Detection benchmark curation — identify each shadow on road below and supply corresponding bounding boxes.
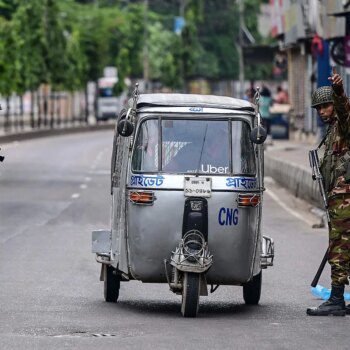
[98,298,265,318]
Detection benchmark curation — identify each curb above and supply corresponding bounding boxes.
[265,153,323,208]
[0,123,115,144]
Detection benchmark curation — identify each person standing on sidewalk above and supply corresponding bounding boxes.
[307,70,350,316]
[259,85,273,137]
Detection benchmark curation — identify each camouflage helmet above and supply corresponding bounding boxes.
[311,86,333,108]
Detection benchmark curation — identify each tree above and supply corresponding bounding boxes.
[12,1,49,92]
[0,17,17,125]
[147,21,182,89]
[12,0,75,126]
[43,0,68,90]
[0,0,18,20]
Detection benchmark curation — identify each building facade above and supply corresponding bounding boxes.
[270,0,349,138]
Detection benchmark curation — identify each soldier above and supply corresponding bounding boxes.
[307,69,350,316]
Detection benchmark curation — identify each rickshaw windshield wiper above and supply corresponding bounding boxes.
[195,123,208,176]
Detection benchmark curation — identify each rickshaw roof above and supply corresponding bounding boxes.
[132,93,255,112]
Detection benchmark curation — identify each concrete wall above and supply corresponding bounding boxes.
[265,153,322,207]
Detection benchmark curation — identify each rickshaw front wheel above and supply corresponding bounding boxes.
[181,272,200,317]
[243,271,262,305]
[103,265,120,302]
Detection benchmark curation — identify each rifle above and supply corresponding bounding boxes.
[308,149,330,287]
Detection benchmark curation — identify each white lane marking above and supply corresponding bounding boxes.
[91,149,107,169]
[96,150,104,161]
[71,193,80,199]
[80,184,87,189]
[265,188,314,226]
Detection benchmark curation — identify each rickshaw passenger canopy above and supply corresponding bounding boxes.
[132,93,255,112]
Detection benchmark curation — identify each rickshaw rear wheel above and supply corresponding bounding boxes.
[243,271,262,305]
[104,265,120,302]
[181,272,200,317]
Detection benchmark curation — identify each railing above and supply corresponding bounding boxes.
[0,90,91,134]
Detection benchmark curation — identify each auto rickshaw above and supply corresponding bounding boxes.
[92,85,274,317]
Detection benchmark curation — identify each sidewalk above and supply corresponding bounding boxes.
[264,139,322,208]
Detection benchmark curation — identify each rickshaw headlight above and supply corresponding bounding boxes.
[129,191,155,205]
[237,194,260,207]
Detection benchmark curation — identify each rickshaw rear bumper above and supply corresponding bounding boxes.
[261,235,274,268]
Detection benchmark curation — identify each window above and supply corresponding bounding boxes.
[232,120,255,174]
[162,119,229,174]
[132,119,159,172]
[98,87,115,97]
[131,117,255,175]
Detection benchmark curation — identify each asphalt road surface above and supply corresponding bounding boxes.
[0,131,349,350]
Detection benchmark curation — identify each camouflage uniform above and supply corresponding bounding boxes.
[320,93,350,286]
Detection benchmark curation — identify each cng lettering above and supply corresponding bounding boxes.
[218,207,239,226]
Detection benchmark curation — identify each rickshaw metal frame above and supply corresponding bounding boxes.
[92,92,274,317]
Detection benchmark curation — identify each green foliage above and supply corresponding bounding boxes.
[113,48,129,96]
[244,0,263,42]
[0,17,17,95]
[0,0,276,96]
[65,28,87,90]
[147,21,182,87]
[44,0,68,88]
[0,0,18,20]
[11,0,47,92]
[245,62,273,81]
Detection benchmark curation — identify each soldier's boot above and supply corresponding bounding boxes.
[307,285,346,316]
[346,304,350,315]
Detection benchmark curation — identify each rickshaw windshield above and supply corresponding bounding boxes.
[131,117,255,175]
[162,119,229,174]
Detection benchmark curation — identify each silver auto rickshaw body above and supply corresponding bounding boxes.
[92,92,274,317]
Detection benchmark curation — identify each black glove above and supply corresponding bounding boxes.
[332,83,344,96]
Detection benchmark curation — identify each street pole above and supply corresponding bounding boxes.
[143,0,150,93]
[237,0,245,98]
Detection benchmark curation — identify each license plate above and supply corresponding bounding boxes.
[184,177,212,197]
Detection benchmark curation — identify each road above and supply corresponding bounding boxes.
[0,131,349,350]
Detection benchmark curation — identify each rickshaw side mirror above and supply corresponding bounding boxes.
[117,119,134,137]
[250,126,267,144]
[117,108,134,137]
